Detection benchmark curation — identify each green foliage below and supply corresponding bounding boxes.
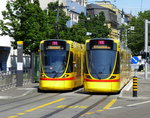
[65,12,110,43]
[0,0,50,54]
[0,0,110,53]
[46,2,69,39]
[127,11,150,55]
[86,12,111,38]
[0,0,69,54]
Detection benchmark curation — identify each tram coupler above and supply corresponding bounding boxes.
[133,76,138,97]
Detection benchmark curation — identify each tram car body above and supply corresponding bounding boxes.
[39,39,84,91]
[84,38,131,93]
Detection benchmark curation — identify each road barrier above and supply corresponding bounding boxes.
[133,76,138,97]
[0,69,32,91]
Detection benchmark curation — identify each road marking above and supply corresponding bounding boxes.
[83,98,117,116]
[7,98,65,118]
[127,100,150,107]
[103,99,117,110]
[109,100,150,110]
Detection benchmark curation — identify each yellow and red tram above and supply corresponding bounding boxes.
[39,39,84,91]
[84,38,131,93]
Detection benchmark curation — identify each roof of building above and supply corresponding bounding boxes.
[87,3,116,14]
[87,3,107,9]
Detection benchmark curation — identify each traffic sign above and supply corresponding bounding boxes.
[131,56,139,64]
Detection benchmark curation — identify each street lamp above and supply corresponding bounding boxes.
[144,19,150,79]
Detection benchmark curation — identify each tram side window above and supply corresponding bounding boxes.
[84,56,88,74]
[66,52,73,73]
[114,52,120,74]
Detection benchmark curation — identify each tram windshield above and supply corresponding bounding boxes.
[42,50,68,78]
[87,39,117,79]
[41,40,68,78]
[87,50,116,79]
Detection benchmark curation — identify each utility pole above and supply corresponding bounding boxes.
[144,20,150,79]
[55,0,60,39]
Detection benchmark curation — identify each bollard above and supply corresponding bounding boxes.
[133,76,138,97]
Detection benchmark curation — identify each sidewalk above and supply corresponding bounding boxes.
[0,83,38,99]
[120,76,150,100]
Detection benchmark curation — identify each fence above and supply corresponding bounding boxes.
[0,53,40,91]
[0,69,32,91]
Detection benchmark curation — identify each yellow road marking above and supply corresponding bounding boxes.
[83,98,117,116]
[103,99,117,110]
[7,98,65,118]
[7,116,18,118]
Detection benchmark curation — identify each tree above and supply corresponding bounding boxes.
[0,0,50,54]
[64,12,89,43]
[86,12,111,38]
[127,11,150,55]
[46,2,69,39]
[64,12,111,43]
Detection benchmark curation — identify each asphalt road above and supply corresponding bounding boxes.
[0,86,150,118]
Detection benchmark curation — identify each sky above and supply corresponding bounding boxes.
[88,0,150,16]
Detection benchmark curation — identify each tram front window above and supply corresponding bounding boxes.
[42,50,67,78]
[88,50,116,79]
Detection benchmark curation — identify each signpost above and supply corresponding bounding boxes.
[131,56,139,97]
[131,56,139,64]
[16,41,23,87]
[131,56,139,76]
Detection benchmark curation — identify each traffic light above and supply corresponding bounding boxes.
[141,52,149,59]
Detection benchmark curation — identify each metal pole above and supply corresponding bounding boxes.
[144,20,148,79]
[56,0,60,39]
[16,41,23,87]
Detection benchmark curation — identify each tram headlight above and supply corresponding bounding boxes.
[63,74,69,78]
[41,74,45,78]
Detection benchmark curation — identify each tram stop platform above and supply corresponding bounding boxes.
[0,83,38,99]
[120,72,150,100]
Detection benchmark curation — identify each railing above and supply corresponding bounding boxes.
[0,69,32,91]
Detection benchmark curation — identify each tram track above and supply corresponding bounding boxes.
[40,95,109,118]
[0,93,61,113]
[72,95,109,118]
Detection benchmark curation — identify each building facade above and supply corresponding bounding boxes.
[87,3,118,39]
[39,0,87,27]
[0,0,14,71]
[89,1,132,39]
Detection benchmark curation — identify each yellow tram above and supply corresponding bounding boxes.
[39,39,84,91]
[84,38,131,93]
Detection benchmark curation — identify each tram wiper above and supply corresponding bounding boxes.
[53,65,63,78]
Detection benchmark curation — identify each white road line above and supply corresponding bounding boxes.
[127,100,150,107]
[109,100,150,110]
[109,106,123,110]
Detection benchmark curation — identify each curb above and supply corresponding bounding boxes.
[0,88,37,99]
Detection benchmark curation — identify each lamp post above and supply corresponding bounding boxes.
[144,20,150,79]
